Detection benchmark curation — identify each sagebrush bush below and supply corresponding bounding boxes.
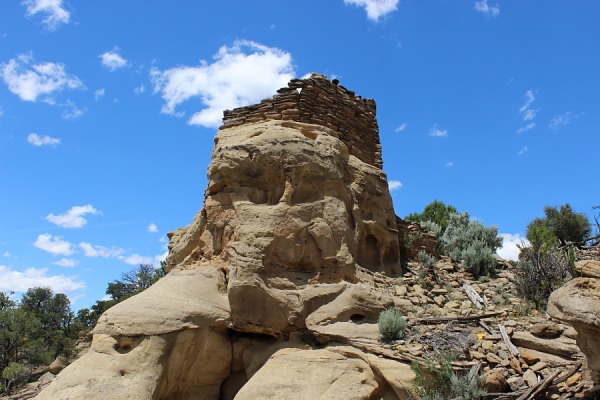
[418,250,436,268]
[440,213,502,277]
[461,240,497,277]
[378,308,406,341]
[413,353,486,400]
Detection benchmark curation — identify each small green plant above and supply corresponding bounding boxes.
[378,308,406,342]
[449,369,487,400]
[418,250,436,268]
[478,275,490,283]
[412,353,486,400]
[412,353,454,400]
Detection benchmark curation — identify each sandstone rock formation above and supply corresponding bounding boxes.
[548,277,600,385]
[36,74,417,400]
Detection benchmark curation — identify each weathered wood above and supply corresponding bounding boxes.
[552,362,582,385]
[463,283,486,309]
[413,310,505,324]
[516,369,560,400]
[479,320,498,335]
[499,323,520,358]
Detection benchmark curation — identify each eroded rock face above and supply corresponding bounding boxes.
[167,119,401,335]
[548,277,600,384]
[36,75,413,400]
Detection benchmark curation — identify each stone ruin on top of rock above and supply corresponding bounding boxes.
[36,73,418,400]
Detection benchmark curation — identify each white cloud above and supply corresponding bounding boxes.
[53,258,78,267]
[445,162,455,168]
[134,84,145,94]
[517,146,528,155]
[62,100,85,119]
[155,251,168,264]
[79,242,123,258]
[147,223,158,233]
[519,90,535,113]
[522,109,538,121]
[0,53,84,102]
[549,111,581,132]
[344,0,400,21]
[474,0,500,18]
[33,233,73,256]
[22,0,70,31]
[395,123,408,132]
[497,233,528,261]
[94,88,105,100]
[151,40,295,128]
[517,90,538,130]
[46,204,99,228]
[119,254,152,265]
[100,47,128,71]
[516,122,536,133]
[27,133,60,147]
[388,180,403,191]
[429,124,448,137]
[0,265,83,292]
[3,252,10,257]
[0,106,4,117]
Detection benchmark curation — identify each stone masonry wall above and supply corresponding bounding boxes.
[220,73,383,169]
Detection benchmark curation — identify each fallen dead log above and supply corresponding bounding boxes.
[412,310,505,324]
[516,369,561,400]
[499,323,520,358]
[463,283,487,309]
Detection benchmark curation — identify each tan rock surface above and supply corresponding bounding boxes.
[548,277,600,384]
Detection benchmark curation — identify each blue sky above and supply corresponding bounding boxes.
[1,0,598,310]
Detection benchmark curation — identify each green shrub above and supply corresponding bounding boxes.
[450,370,487,400]
[412,353,486,400]
[378,308,406,341]
[461,240,497,277]
[440,213,502,278]
[527,203,591,244]
[418,250,436,268]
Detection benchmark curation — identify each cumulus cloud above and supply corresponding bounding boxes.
[151,40,295,128]
[53,258,78,267]
[474,0,500,17]
[27,133,60,147]
[549,111,581,132]
[344,0,400,21]
[119,253,152,265]
[100,47,128,71]
[429,124,448,137]
[0,53,84,102]
[0,265,84,292]
[22,0,70,31]
[388,180,403,191]
[79,242,123,258]
[46,204,99,228]
[497,233,528,261]
[147,223,158,233]
[395,123,408,132]
[33,234,73,255]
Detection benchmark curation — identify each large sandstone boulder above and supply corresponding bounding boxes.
[36,75,415,399]
[548,277,600,384]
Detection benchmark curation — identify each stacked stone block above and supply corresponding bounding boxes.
[220,73,383,169]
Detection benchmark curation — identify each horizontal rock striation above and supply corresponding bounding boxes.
[221,73,383,169]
